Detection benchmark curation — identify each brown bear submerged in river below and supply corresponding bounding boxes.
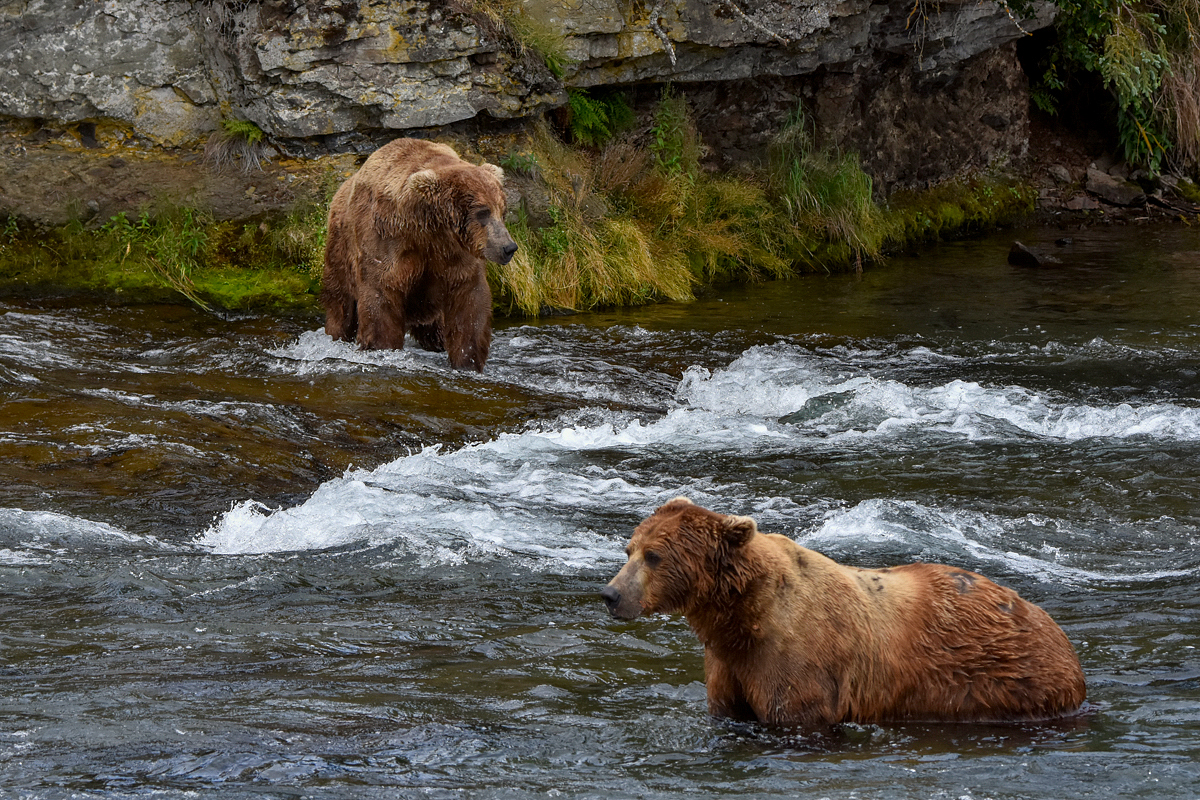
[601,498,1087,728]
[321,138,517,372]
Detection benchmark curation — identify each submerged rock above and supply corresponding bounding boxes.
[1008,241,1062,268]
[780,390,857,424]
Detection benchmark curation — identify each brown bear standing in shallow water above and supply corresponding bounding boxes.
[321,138,517,372]
[601,498,1087,728]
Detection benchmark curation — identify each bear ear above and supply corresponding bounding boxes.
[656,496,694,514]
[722,514,758,548]
[481,162,505,185]
[405,169,440,197]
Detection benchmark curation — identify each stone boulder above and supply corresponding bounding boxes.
[1085,167,1146,207]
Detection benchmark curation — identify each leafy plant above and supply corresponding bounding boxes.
[566,89,635,148]
[0,216,17,252]
[221,118,264,146]
[499,150,540,177]
[649,85,703,176]
[1024,0,1199,174]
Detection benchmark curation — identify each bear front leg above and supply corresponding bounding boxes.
[442,272,493,372]
[354,284,407,351]
[324,295,358,342]
[410,323,445,352]
[704,653,757,722]
[321,215,358,341]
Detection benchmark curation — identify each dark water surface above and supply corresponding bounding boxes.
[2,226,1199,798]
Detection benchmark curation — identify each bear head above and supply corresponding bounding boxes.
[601,498,758,620]
[401,162,518,265]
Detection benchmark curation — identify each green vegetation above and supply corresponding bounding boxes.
[768,108,890,267]
[0,92,1035,317]
[566,89,635,148]
[0,201,324,313]
[1027,0,1200,175]
[204,117,268,173]
[888,176,1037,245]
[221,118,265,146]
[487,91,1033,315]
[451,0,572,77]
[489,125,700,313]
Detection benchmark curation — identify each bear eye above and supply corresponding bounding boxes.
[473,207,491,222]
[643,550,662,568]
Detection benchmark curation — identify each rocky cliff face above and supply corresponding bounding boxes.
[0,0,1053,221]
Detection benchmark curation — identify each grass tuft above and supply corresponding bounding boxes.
[204,118,268,174]
[451,0,573,77]
[768,108,890,266]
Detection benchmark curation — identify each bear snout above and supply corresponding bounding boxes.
[600,583,639,620]
[483,219,518,265]
[484,236,517,265]
[600,584,620,611]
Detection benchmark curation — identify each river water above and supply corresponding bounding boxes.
[1,226,1199,799]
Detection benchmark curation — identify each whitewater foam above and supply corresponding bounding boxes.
[200,338,1200,570]
[682,343,1200,442]
[807,498,1197,586]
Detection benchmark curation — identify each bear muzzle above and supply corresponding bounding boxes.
[600,581,642,620]
[483,219,519,265]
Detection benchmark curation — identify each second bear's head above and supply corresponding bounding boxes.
[601,498,760,620]
[401,162,518,265]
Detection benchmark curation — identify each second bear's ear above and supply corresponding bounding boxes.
[481,163,505,185]
[657,496,694,514]
[722,515,758,548]
[406,169,440,197]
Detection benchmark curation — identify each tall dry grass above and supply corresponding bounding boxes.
[1164,49,1200,173]
[487,93,907,313]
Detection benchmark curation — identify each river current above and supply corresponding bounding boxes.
[1,226,1199,798]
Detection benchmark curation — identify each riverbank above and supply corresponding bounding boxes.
[1,107,1197,318]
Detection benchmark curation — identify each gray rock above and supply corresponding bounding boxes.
[1048,164,1072,184]
[1086,168,1146,207]
[0,0,1057,150]
[1065,194,1100,211]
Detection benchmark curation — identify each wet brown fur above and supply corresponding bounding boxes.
[603,498,1087,728]
[321,138,515,371]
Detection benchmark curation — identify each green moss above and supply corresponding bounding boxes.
[0,203,325,314]
[886,176,1036,246]
[1175,178,1200,205]
[192,266,317,311]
